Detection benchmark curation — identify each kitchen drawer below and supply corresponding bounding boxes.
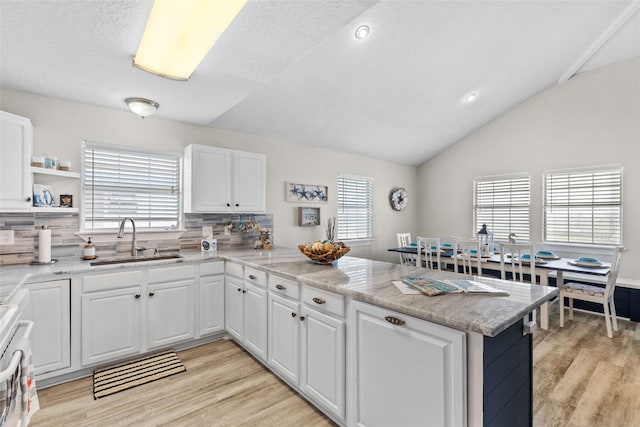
[148,265,195,283]
[302,285,345,318]
[200,261,225,276]
[268,274,300,300]
[226,262,243,278]
[244,267,267,288]
[83,270,143,293]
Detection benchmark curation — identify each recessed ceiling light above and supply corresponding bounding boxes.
[355,25,370,39]
[463,91,478,103]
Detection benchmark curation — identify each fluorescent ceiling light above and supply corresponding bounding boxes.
[125,97,159,118]
[133,0,248,80]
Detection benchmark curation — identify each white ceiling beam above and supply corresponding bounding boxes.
[558,1,640,84]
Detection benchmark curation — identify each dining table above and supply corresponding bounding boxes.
[387,246,611,330]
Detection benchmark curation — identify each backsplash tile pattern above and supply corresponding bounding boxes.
[0,212,273,265]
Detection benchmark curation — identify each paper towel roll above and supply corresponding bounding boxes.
[38,228,51,263]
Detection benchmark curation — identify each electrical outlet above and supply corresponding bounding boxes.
[202,226,213,237]
[0,230,15,245]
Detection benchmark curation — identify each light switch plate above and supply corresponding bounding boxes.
[0,230,15,245]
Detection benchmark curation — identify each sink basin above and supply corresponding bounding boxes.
[90,254,183,266]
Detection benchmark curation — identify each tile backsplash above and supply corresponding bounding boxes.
[0,212,273,265]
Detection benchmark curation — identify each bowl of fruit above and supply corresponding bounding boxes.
[298,240,350,265]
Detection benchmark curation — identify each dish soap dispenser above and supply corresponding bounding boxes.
[83,237,96,260]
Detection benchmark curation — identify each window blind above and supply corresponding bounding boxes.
[337,174,373,240]
[473,174,530,241]
[543,166,622,245]
[82,142,180,231]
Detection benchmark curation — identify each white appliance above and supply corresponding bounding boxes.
[0,289,38,426]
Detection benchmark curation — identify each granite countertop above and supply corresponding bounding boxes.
[0,247,558,337]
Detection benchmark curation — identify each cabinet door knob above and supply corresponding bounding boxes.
[226,203,230,207]
[312,297,326,305]
[300,316,305,322]
[384,316,406,326]
[237,288,242,293]
[235,203,239,207]
[275,284,286,291]
[248,274,257,280]
[242,289,247,294]
[149,292,155,297]
[291,312,297,318]
[134,294,141,299]
[25,196,31,202]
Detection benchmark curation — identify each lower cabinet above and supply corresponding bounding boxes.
[224,263,268,361]
[81,265,196,366]
[300,305,345,421]
[347,300,466,427]
[268,292,300,385]
[22,279,71,375]
[199,262,225,336]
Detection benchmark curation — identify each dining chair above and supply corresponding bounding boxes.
[416,237,441,270]
[499,243,536,284]
[453,239,482,276]
[396,232,413,265]
[559,246,625,338]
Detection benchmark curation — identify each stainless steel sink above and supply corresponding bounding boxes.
[90,254,183,266]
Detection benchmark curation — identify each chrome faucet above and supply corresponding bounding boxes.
[117,217,140,256]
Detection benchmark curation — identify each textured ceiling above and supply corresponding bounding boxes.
[1,0,638,166]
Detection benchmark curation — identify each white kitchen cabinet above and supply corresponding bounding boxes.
[348,300,466,427]
[147,279,195,350]
[300,298,345,421]
[0,111,32,211]
[81,285,142,366]
[224,262,268,361]
[183,144,265,213]
[22,279,70,375]
[225,275,244,341]
[199,262,225,336]
[268,291,300,385]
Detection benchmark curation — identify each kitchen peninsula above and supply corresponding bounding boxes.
[0,248,556,427]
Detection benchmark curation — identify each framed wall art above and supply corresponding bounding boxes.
[298,207,320,227]
[286,182,328,203]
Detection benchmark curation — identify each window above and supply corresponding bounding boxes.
[337,174,373,241]
[82,141,181,231]
[473,173,530,241]
[543,165,622,245]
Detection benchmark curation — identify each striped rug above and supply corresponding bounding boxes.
[93,352,186,399]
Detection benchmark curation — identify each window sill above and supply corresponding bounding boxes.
[340,238,373,247]
[75,229,187,243]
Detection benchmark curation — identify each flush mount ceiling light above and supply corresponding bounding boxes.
[355,25,370,39]
[463,91,479,103]
[125,97,159,118]
[133,0,248,80]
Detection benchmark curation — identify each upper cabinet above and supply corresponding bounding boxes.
[0,111,33,211]
[184,144,266,213]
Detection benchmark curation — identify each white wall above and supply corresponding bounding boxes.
[0,88,418,262]
[417,58,640,280]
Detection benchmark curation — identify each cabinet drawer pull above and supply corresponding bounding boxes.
[312,297,326,305]
[384,316,405,326]
[275,284,286,291]
[248,274,257,280]
[148,292,155,297]
[134,294,141,299]
[291,312,297,318]
[300,316,305,322]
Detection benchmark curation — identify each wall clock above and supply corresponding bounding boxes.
[390,188,408,211]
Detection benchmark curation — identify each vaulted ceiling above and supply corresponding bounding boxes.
[1,0,638,165]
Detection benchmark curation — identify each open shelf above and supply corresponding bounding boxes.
[31,206,79,213]
[31,166,80,179]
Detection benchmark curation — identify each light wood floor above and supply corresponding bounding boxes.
[30,306,640,427]
[30,339,335,427]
